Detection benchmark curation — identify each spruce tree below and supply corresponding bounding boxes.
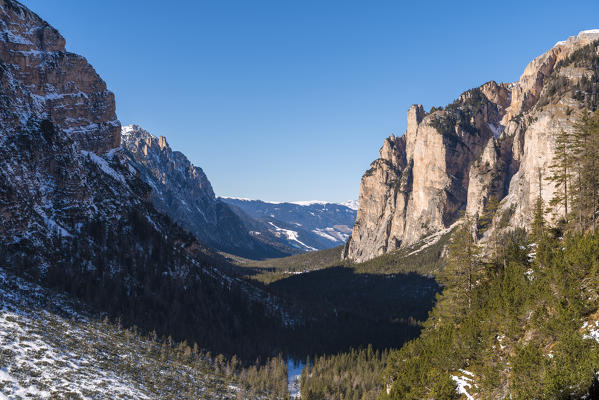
[532,196,545,242]
[572,113,591,232]
[547,129,574,222]
[440,215,481,314]
[478,195,501,263]
[579,110,599,232]
[566,110,599,232]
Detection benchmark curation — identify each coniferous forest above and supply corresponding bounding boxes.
[301,109,599,399]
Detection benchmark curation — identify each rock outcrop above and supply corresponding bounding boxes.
[346,30,599,262]
[0,0,120,153]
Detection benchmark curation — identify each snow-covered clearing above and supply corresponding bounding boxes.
[268,222,317,251]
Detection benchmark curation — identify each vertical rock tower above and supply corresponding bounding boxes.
[346,30,599,262]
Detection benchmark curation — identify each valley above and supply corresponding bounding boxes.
[2,0,599,398]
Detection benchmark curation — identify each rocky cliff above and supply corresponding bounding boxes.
[122,124,297,259]
[0,0,120,153]
[346,30,599,262]
[0,0,139,258]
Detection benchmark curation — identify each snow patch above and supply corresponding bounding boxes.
[312,227,350,243]
[312,229,339,242]
[583,320,599,342]
[81,150,126,184]
[451,370,476,400]
[268,222,317,251]
[4,31,32,45]
[488,123,504,138]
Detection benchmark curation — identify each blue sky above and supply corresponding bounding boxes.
[20,0,599,202]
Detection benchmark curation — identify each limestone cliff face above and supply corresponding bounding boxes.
[0,0,120,153]
[346,30,599,262]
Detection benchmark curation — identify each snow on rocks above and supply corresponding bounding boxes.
[81,150,126,184]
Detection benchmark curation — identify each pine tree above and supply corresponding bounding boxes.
[547,129,574,222]
[478,195,501,263]
[440,215,481,314]
[532,196,545,242]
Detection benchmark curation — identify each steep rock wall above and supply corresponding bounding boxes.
[346,30,599,262]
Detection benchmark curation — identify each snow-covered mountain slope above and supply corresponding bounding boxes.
[220,198,357,251]
[0,0,293,363]
[0,267,284,400]
[121,125,298,259]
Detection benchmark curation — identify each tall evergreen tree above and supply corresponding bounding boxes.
[579,111,599,232]
[547,129,574,222]
[562,110,599,232]
[478,195,501,263]
[532,196,545,242]
[439,215,481,314]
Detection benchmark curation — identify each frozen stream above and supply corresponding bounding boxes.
[287,359,305,399]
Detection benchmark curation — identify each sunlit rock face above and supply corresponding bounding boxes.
[346,30,599,262]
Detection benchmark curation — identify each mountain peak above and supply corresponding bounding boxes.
[0,0,120,153]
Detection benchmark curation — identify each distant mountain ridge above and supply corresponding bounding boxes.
[225,197,359,210]
[121,124,357,256]
[221,197,357,251]
[121,124,299,259]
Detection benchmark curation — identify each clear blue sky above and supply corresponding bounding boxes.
[20,0,599,202]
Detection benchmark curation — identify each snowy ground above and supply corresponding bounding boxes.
[0,268,153,399]
[0,267,264,399]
